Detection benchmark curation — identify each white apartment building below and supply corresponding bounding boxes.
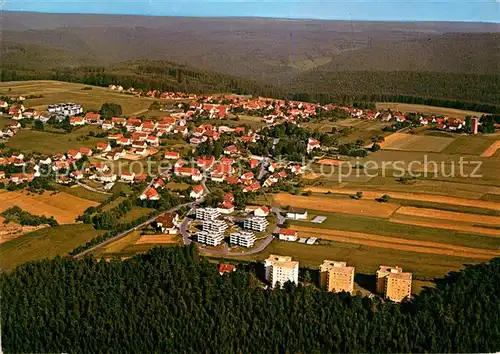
[197,231,225,247]
[230,231,256,248]
[202,219,228,233]
[196,207,221,221]
[243,217,269,232]
[264,254,299,288]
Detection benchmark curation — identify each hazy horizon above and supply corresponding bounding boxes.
[3,0,500,23]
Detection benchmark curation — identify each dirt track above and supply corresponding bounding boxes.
[303,187,500,211]
[481,140,500,157]
[396,206,500,226]
[273,193,399,218]
[390,216,500,237]
[135,235,179,244]
[294,225,500,259]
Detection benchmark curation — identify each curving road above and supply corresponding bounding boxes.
[198,234,274,256]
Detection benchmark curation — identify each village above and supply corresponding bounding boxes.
[1,84,499,302]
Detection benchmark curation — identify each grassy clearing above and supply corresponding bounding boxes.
[54,185,110,203]
[165,182,191,190]
[442,135,498,155]
[92,231,143,257]
[117,206,152,223]
[0,223,103,271]
[6,126,105,155]
[230,239,478,280]
[0,80,154,115]
[376,102,485,119]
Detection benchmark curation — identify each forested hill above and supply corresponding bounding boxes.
[306,32,500,74]
[2,246,499,353]
[0,54,284,98]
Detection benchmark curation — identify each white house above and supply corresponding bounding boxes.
[286,207,308,220]
[120,171,136,183]
[278,228,298,242]
[156,212,179,234]
[190,185,205,200]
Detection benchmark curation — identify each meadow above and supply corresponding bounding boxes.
[0,80,154,115]
[0,223,103,271]
[6,126,106,155]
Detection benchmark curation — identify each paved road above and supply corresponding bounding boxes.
[198,234,274,256]
[271,206,285,225]
[179,209,194,246]
[72,200,198,259]
[76,180,112,195]
[257,157,270,180]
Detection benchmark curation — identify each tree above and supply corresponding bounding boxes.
[370,143,381,152]
[34,120,44,131]
[100,103,123,120]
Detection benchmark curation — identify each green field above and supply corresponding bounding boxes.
[289,208,500,251]
[0,223,103,271]
[6,126,106,155]
[0,81,155,115]
[228,239,478,281]
[118,206,152,223]
[55,185,110,203]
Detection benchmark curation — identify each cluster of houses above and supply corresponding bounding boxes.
[193,203,272,248]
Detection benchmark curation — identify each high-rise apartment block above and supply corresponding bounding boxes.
[264,254,299,288]
[319,260,355,294]
[376,266,412,302]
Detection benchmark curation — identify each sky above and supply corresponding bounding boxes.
[3,0,500,22]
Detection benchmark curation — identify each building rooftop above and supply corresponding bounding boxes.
[388,272,412,281]
[265,254,298,269]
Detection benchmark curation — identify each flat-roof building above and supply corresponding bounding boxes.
[319,260,355,294]
[202,219,228,233]
[197,230,225,247]
[230,231,256,248]
[243,217,269,232]
[376,266,412,302]
[264,254,299,288]
[196,207,221,221]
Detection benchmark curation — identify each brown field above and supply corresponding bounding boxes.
[294,226,499,259]
[0,191,99,223]
[482,140,500,157]
[135,234,180,245]
[273,193,399,218]
[303,187,500,211]
[396,206,500,226]
[317,159,343,166]
[0,216,48,244]
[376,102,485,119]
[389,216,500,237]
[379,132,454,152]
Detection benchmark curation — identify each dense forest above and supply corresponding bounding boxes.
[1,246,499,353]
